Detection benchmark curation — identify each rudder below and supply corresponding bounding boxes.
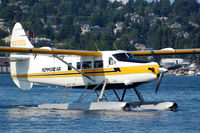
[10,22,34,48]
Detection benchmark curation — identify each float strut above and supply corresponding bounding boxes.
[112,89,121,101]
[97,80,107,102]
[120,88,127,101]
[133,88,144,103]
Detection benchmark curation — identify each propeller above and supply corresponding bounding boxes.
[155,67,168,93]
[154,64,182,93]
[151,50,182,93]
[150,52,166,93]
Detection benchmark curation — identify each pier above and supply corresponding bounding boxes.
[0,62,10,73]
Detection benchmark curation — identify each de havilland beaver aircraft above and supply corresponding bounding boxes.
[1,22,200,111]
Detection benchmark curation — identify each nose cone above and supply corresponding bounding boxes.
[158,67,168,73]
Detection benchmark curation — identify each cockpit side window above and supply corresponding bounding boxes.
[109,57,116,65]
[113,53,134,60]
[113,53,150,63]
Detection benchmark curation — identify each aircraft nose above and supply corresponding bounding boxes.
[158,67,168,73]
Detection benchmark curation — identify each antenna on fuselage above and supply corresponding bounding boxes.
[95,43,100,51]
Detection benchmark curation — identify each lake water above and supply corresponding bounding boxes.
[0,74,200,133]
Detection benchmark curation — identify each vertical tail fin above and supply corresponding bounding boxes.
[10,22,33,90]
[11,22,34,48]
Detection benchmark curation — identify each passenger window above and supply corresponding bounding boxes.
[94,60,103,68]
[82,61,92,69]
[68,63,72,70]
[77,62,81,69]
[109,57,115,65]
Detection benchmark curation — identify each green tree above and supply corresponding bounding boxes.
[91,11,105,27]
[173,0,198,23]
[160,0,171,17]
[134,0,147,16]
[0,6,16,21]
[0,29,9,46]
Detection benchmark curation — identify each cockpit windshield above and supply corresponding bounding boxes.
[112,53,150,63]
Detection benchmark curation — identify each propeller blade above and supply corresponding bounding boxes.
[155,72,163,93]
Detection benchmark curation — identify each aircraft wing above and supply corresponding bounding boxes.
[0,46,102,56]
[132,48,200,56]
[1,47,200,57]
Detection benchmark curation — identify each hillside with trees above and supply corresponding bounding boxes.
[0,0,200,52]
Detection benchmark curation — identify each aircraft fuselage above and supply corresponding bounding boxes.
[11,50,160,89]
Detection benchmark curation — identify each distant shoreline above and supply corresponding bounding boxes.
[0,72,10,74]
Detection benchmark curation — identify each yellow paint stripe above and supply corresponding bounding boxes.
[0,47,102,56]
[11,68,106,77]
[11,65,159,79]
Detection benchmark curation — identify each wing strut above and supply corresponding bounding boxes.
[54,55,95,82]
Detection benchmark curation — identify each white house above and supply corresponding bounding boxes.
[160,58,190,68]
[114,22,123,34]
[109,0,129,4]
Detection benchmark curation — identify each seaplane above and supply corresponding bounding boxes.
[1,22,200,111]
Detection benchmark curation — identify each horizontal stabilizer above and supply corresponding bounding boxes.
[13,79,33,90]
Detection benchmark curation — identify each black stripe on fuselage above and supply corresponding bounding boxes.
[14,68,121,78]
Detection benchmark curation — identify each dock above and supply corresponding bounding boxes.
[0,62,10,74]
